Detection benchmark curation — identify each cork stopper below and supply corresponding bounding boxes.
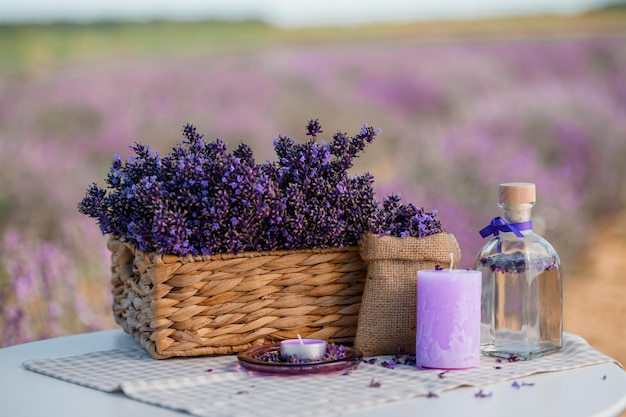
[499,182,536,204]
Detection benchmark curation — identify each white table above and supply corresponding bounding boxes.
[2,330,625,417]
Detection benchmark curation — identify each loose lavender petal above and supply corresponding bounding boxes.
[369,378,382,388]
[474,389,493,398]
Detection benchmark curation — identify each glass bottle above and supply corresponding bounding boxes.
[474,182,562,360]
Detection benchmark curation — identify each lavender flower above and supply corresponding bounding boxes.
[369,378,382,388]
[372,194,443,238]
[474,389,493,398]
[400,353,417,366]
[78,120,379,256]
[255,350,282,363]
[381,359,396,369]
[324,343,349,361]
[512,381,535,388]
[507,353,521,362]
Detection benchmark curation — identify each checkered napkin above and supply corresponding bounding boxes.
[23,347,236,392]
[23,333,621,417]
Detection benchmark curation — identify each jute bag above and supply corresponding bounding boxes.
[355,232,462,356]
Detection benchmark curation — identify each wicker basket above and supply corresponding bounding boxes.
[108,238,367,359]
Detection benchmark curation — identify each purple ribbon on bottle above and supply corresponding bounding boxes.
[479,217,532,238]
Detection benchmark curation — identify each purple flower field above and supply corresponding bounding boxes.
[1,19,625,346]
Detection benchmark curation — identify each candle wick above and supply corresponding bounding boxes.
[449,252,454,271]
[297,334,304,344]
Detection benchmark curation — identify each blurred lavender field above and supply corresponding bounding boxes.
[1,14,626,347]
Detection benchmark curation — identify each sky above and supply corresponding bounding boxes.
[1,0,620,27]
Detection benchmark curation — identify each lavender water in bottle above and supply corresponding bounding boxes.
[474,182,562,360]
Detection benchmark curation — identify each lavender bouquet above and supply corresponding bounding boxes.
[79,119,379,256]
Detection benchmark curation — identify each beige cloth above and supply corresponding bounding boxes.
[355,232,462,356]
[23,333,621,417]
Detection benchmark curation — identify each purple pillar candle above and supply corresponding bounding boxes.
[416,268,482,369]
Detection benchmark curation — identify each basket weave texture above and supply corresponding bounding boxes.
[109,238,367,359]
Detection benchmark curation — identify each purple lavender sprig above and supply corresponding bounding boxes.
[324,343,349,361]
[372,194,443,238]
[267,121,377,250]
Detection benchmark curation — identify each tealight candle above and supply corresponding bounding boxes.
[280,335,327,362]
[416,260,481,369]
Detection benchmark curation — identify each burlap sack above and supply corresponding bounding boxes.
[355,232,462,356]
